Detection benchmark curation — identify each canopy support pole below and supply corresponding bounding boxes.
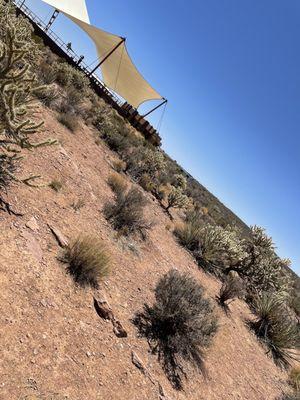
[45,9,60,32]
[142,98,167,118]
[88,37,126,76]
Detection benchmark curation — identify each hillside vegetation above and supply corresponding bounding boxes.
[0,2,299,399]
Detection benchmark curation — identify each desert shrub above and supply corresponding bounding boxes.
[217,272,244,313]
[249,292,300,368]
[280,394,300,400]
[71,198,85,211]
[111,158,126,172]
[53,61,74,87]
[138,173,155,192]
[133,269,218,389]
[57,112,79,132]
[35,84,60,108]
[71,68,90,91]
[290,367,300,392]
[36,59,56,84]
[104,187,150,238]
[64,235,110,288]
[107,172,127,195]
[49,179,63,192]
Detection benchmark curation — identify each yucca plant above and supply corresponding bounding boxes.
[133,269,218,389]
[250,292,300,368]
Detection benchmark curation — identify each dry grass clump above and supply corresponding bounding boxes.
[107,172,127,195]
[217,273,244,313]
[173,212,202,252]
[280,393,300,400]
[49,179,63,192]
[249,292,300,368]
[71,198,85,211]
[57,112,79,132]
[133,269,218,389]
[104,187,150,239]
[111,158,126,172]
[290,367,300,392]
[64,235,110,288]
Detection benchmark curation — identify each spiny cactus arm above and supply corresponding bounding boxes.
[22,137,58,149]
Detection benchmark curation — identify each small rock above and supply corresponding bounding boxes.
[48,224,69,248]
[86,351,92,357]
[131,351,146,374]
[26,217,39,232]
[93,297,113,321]
[112,320,128,338]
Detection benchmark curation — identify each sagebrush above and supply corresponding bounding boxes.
[133,269,218,389]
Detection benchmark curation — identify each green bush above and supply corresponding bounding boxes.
[249,292,300,368]
[133,269,218,389]
[64,235,110,288]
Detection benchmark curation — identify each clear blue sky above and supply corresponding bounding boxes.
[26,0,300,275]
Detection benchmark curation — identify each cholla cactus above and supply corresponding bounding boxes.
[174,174,187,190]
[141,148,166,179]
[166,185,189,211]
[240,226,292,299]
[199,224,248,268]
[0,3,56,192]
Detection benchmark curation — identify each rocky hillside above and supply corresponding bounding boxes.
[0,3,299,399]
[0,107,293,400]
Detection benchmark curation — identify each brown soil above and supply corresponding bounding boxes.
[0,107,289,400]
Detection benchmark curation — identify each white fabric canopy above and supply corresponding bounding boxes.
[41,0,90,23]
[41,0,162,108]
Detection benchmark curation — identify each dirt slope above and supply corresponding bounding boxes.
[0,107,289,400]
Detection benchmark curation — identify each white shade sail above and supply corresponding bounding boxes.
[41,0,90,23]
[41,1,162,108]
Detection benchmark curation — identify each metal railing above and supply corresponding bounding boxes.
[13,0,124,107]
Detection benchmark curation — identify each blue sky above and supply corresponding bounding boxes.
[26,0,300,274]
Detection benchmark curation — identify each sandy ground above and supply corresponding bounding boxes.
[0,107,289,400]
